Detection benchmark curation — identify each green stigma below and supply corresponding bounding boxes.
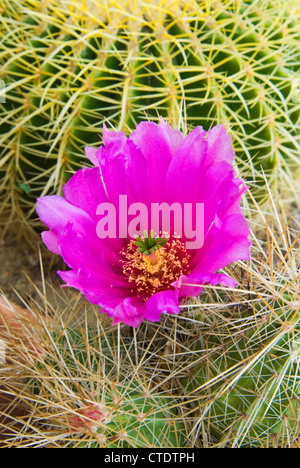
[132,230,168,256]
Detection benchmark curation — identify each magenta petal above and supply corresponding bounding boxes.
[63,166,107,220]
[102,123,127,146]
[41,230,60,255]
[36,195,93,234]
[204,124,235,168]
[194,161,235,236]
[192,213,251,272]
[158,117,185,154]
[58,269,132,311]
[171,275,203,298]
[165,126,207,202]
[64,164,126,253]
[129,121,183,201]
[217,178,248,219]
[144,289,180,322]
[59,222,128,283]
[99,138,150,207]
[84,146,99,166]
[108,297,146,328]
[172,272,237,298]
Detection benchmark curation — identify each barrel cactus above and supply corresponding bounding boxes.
[0,0,300,230]
[1,294,187,448]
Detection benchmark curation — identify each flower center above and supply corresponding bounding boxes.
[120,235,191,301]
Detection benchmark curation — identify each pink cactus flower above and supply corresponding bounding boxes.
[36,119,251,327]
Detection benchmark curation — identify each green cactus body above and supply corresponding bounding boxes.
[0,0,300,224]
[181,296,300,447]
[30,323,186,448]
[92,384,185,448]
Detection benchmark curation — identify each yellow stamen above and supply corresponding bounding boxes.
[120,238,191,301]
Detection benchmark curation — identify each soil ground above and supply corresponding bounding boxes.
[0,228,62,306]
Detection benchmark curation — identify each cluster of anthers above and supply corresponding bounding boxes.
[120,230,191,301]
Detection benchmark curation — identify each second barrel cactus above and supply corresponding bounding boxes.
[0,0,300,228]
